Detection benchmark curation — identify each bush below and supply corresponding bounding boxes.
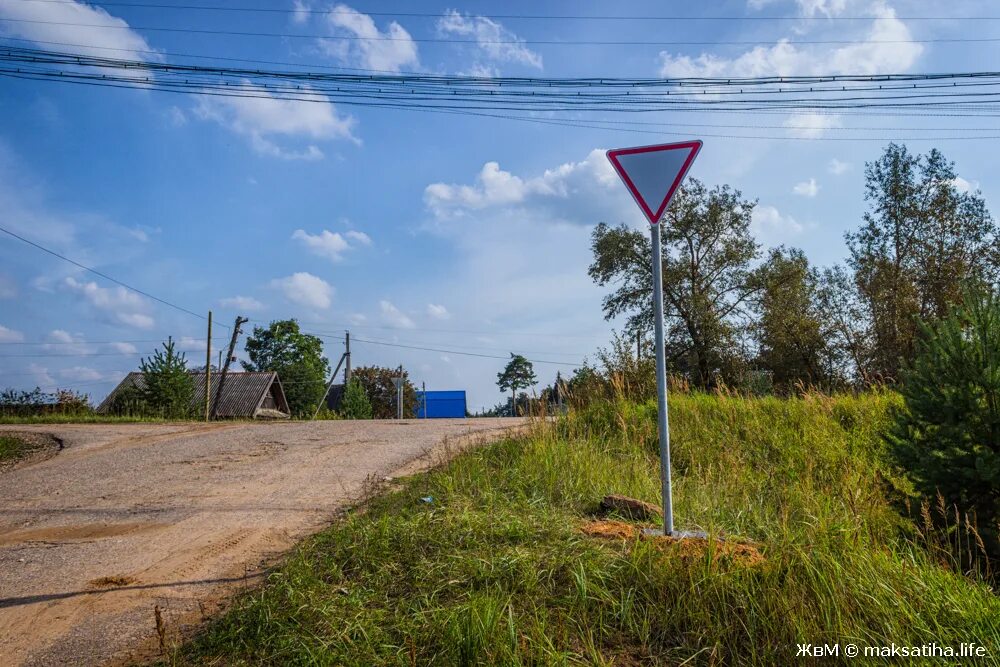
[140,338,195,419]
[340,379,373,419]
[888,285,1000,550]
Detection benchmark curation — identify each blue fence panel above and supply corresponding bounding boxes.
[415,390,467,418]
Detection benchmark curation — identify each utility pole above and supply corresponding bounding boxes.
[210,316,248,420]
[421,381,426,419]
[637,331,642,360]
[344,331,351,385]
[204,311,212,422]
[396,364,404,420]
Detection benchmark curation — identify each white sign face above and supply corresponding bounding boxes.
[606,140,702,224]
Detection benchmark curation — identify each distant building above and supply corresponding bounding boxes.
[97,371,290,419]
[415,390,467,419]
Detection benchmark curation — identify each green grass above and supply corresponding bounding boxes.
[0,434,31,461]
[175,392,1000,665]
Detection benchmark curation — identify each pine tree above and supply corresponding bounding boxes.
[140,337,194,418]
[888,284,1000,546]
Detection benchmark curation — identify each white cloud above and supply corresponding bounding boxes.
[380,300,415,328]
[291,0,311,24]
[0,0,157,59]
[658,4,922,77]
[271,272,334,309]
[427,303,450,320]
[951,176,980,194]
[292,229,350,261]
[320,4,419,73]
[176,336,207,352]
[292,228,372,262]
[828,158,851,175]
[194,83,358,159]
[110,341,138,354]
[27,363,55,388]
[0,324,24,343]
[220,295,265,311]
[58,366,103,382]
[44,329,91,356]
[795,0,848,17]
[348,312,368,325]
[784,112,841,138]
[167,106,187,127]
[62,277,154,329]
[436,10,542,71]
[424,148,624,222]
[752,205,805,242]
[793,178,820,197]
[345,230,372,245]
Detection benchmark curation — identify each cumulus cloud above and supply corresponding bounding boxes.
[62,277,154,329]
[271,272,334,309]
[658,3,921,78]
[427,303,450,320]
[220,295,265,311]
[380,300,415,328]
[828,158,851,175]
[793,178,820,197]
[0,324,24,343]
[436,10,542,71]
[320,4,419,73]
[292,228,372,262]
[0,0,157,59]
[44,329,91,355]
[194,83,358,159]
[424,148,626,223]
[110,341,138,354]
[291,0,312,24]
[345,230,372,245]
[752,205,805,243]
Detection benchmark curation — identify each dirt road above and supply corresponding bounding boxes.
[0,418,525,666]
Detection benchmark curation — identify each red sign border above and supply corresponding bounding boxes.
[606,140,703,225]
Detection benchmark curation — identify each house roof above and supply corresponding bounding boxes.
[97,371,289,418]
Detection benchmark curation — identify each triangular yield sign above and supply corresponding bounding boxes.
[606,140,702,225]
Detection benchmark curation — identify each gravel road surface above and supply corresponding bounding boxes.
[0,418,525,666]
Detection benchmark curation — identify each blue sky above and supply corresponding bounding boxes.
[0,0,997,411]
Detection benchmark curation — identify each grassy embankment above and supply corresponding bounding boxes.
[176,392,1000,665]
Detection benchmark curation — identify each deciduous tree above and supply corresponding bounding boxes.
[243,320,330,417]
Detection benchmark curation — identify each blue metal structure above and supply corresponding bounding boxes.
[415,390,467,419]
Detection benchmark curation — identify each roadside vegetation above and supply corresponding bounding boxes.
[176,391,999,665]
[0,433,31,461]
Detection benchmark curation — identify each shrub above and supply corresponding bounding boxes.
[340,379,373,420]
[888,284,1000,550]
[140,338,195,419]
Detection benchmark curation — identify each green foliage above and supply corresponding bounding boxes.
[139,338,195,419]
[589,179,764,388]
[183,392,1000,665]
[243,319,330,418]
[350,366,416,419]
[496,353,537,415]
[0,435,29,461]
[340,378,373,420]
[847,143,999,382]
[889,284,1000,547]
[755,247,835,392]
[0,387,92,417]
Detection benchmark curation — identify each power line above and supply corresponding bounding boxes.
[2,17,999,47]
[0,223,211,323]
[9,1,997,22]
[351,336,580,367]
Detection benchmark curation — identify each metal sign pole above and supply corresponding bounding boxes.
[650,221,674,536]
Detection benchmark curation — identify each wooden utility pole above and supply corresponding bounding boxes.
[210,316,248,420]
[344,330,351,384]
[204,311,212,421]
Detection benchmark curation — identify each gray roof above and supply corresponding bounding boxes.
[97,371,289,418]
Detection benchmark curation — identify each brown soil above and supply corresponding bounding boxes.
[581,519,765,567]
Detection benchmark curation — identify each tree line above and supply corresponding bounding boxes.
[588,143,999,393]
